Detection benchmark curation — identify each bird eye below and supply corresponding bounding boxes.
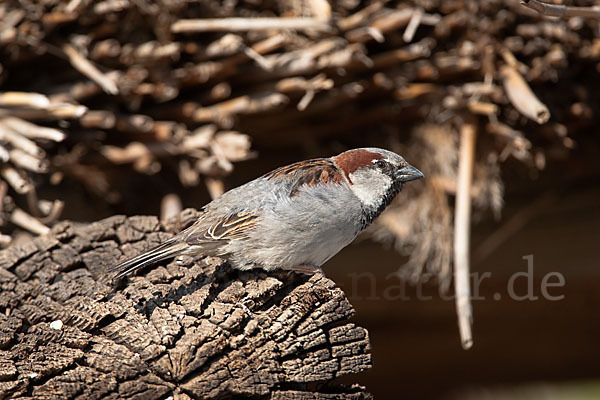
[374,160,387,169]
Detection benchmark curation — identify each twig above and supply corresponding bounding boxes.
[202,83,232,104]
[454,118,476,350]
[467,100,498,117]
[403,8,423,43]
[0,99,87,121]
[0,123,45,157]
[0,91,88,120]
[0,9,24,46]
[521,0,600,19]
[171,18,331,33]
[45,103,88,119]
[0,92,50,108]
[346,8,412,43]
[9,207,51,235]
[0,234,11,247]
[114,114,153,135]
[394,83,439,100]
[297,90,315,111]
[307,0,332,21]
[181,125,217,152]
[371,38,435,69]
[0,166,32,194]
[62,44,119,95]
[190,93,289,126]
[345,26,385,43]
[205,177,224,199]
[500,65,550,124]
[0,117,65,141]
[94,0,130,15]
[205,34,244,58]
[0,181,7,214]
[25,188,63,222]
[209,140,234,174]
[337,2,385,31]
[242,46,274,71]
[276,74,334,110]
[0,145,9,162]
[65,0,86,14]
[429,174,479,197]
[486,122,532,161]
[246,33,288,55]
[178,159,199,186]
[101,142,168,164]
[172,34,286,86]
[213,131,253,162]
[160,193,182,222]
[79,110,117,129]
[36,200,64,224]
[42,12,77,29]
[9,149,49,173]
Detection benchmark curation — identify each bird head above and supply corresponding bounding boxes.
[333,147,424,223]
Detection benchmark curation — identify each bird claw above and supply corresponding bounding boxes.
[237,296,255,318]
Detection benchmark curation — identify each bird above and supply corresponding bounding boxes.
[110,147,423,279]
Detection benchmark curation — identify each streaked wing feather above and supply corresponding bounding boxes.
[185,211,259,246]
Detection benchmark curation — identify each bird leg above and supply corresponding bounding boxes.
[282,264,324,275]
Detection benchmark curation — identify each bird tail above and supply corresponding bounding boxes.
[110,238,189,279]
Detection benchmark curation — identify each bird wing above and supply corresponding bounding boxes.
[184,211,260,246]
[185,158,345,245]
[262,158,346,198]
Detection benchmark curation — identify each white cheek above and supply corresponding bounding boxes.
[348,169,392,208]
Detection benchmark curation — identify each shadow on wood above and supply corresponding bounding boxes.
[0,212,372,399]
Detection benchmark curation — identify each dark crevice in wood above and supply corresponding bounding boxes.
[137,270,215,319]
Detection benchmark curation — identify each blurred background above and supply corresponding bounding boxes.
[1,0,599,398]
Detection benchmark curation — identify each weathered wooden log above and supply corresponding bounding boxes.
[0,212,372,399]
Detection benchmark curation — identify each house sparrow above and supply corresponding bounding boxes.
[111,147,423,278]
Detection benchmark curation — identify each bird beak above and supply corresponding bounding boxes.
[396,164,424,183]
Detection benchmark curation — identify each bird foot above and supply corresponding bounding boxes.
[282,264,325,275]
[175,254,194,266]
[236,299,255,318]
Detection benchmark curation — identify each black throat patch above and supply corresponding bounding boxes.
[359,179,404,229]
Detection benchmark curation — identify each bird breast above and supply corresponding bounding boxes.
[226,182,364,270]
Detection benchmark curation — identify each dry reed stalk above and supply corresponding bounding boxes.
[172,18,331,33]
[521,0,600,19]
[500,65,550,124]
[454,119,477,350]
